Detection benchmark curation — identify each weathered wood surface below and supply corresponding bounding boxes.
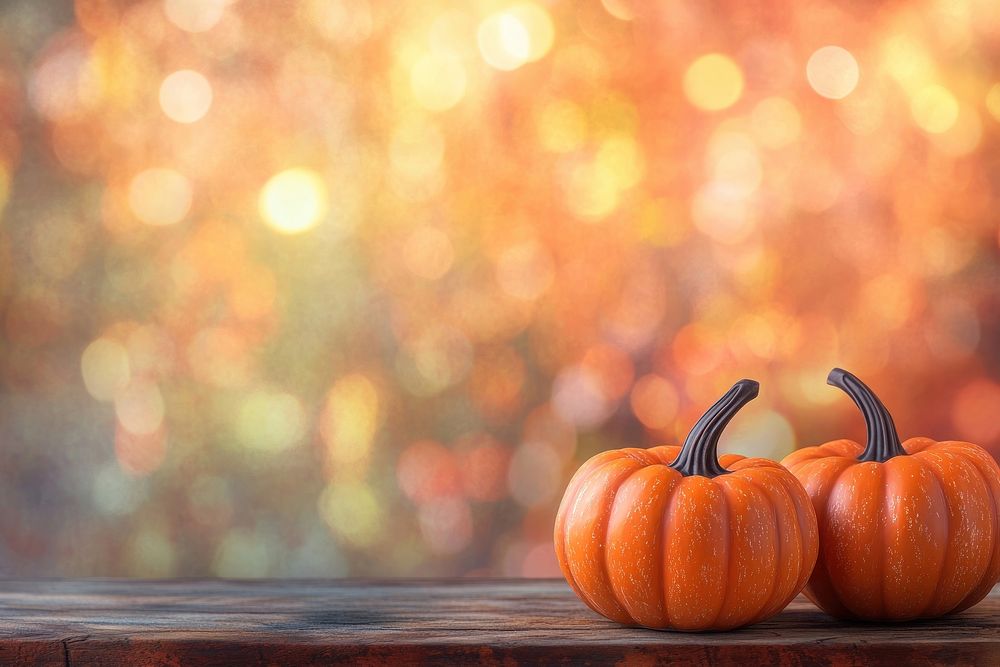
[0,579,996,665]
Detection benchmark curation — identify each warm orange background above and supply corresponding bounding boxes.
[1,0,999,577]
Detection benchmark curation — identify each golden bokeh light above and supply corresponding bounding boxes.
[410,53,467,111]
[235,390,307,454]
[159,69,213,123]
[751,97,802,148]
[258,168,328,234]
[321,374,380,465]
[128,168,193,226]
[806,46,860,100]
[81,337,131,401]
[911,84,959,133]
[478,4,554,71]
[164,0,228,33]
[683,54,744,111]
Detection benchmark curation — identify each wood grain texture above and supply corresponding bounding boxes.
[0,579,997,665]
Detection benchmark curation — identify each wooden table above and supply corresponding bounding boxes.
[0,579,996,665]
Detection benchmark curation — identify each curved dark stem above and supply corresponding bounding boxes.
[827,368,905,463]
[669,379,759,478]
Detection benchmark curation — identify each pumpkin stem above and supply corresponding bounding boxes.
[670,379,759,478]
[827,368,905,463]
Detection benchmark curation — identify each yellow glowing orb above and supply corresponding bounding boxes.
[259,168,328,234]
[751,97,802,148]
[806,46,859,100]
[165,0,227,33]
[410,53,466,112]
[911,84,959,133]
[159,69,213,123]
[478,4,553,71]
[81,337,131,401]
[683,54,744,111]
[128,168,192,226]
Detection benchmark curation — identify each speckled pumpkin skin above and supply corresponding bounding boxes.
[783,437,1000,621]
[553,446,818,631]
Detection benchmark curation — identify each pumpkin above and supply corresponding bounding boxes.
[554,379,819,631]
[782,368,1000,621]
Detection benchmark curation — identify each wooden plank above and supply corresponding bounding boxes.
[0,579,996,665]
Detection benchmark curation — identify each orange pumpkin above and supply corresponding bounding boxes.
[554,379,818,631]
[782,368,1000,621]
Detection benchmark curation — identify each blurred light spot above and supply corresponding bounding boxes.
[911,84,959,133]
[986,83,1000,123]
[92,463,147,515]
[683,54,744,111]
[410,53,466,111]
[600,0,635,20]
[536,99,586,152]
[930,105,982,156]
[318,481,383,547]
[478,4,553,71]
[321,374,380,465]
[551,365,611,428]
[881,34,934,93]
[750,97,801,149]
[582,344,634,401]
[115,426,167,476]
[508,441,562,507]
[596,134,645,190]
[496,240,554,300]
[565,160,619,220]
[159,69,213,123]
[630,374,679,430]
[115,381,165,435]
[81,337,130,401]
[458,437,511,502]
[235,390,306,453]
[952,379,1000,444]
[259,168,327,234]
[164,0,227,32]
[128,168,192,226]
[403,227,454,280]
[691,181,756,243]
[29,39,102,121]
[397,440,461,503]
[719,410,795,460]
[707,131,761,196]
[418,497,473,554]
[806,46,859,100]
[213,529,273,577]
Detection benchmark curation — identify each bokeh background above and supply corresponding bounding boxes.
[1,0,1000,578]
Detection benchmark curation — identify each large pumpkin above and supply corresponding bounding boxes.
[782,368,1000,621]
[554,379,818,631]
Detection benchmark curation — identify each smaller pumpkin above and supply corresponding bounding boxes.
[554,379,818,631]
[782,368,1000,621]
